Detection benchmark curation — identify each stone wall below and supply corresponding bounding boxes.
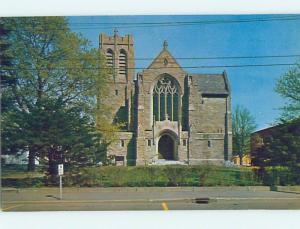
[188,76,231,164]
[106,131,134,165]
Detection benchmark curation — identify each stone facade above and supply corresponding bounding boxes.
[100,31,232,166]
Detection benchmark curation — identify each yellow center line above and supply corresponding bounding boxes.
[161,202,169,211]
[2,204,24,211]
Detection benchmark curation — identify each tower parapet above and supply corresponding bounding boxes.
[99,32,134,83]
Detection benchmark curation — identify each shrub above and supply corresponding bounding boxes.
[163,166,188,186]
[1,177,45,188]
[261,166,300,186]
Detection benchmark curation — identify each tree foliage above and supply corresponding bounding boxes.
[275,62,300,120]
[1,21,16,113]
[232,105,257,165]
[1,17,112,175]
[250,61,300,178]
[252,118,300,168]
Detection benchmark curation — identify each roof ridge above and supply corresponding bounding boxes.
[146,42,183,71]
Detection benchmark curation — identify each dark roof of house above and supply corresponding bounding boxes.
[191,73,230,95]
[252,119,300,136]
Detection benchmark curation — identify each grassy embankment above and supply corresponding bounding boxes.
[1,164,261,188]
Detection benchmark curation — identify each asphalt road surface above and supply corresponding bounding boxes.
[2,187,300,211]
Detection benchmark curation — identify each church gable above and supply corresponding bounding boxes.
[147,41,184,72]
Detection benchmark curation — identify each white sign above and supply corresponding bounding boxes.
[58,164,64,176]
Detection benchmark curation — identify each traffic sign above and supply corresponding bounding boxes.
[58,164,64,176]
[58,164,64,200]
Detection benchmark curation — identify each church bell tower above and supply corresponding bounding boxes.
[99,30,135,130]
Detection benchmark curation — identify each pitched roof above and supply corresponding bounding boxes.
[252,118,300,135]
[146,41,184,72]
[191,73,230,95]
[143,41,230,96]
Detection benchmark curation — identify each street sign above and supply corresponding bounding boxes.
[58,164,64,200]
[58,164,64,176]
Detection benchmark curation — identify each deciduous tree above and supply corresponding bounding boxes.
[276,62,300,120]
[232,105,257,165]
[1,17,109,175]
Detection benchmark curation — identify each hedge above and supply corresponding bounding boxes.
[60,165,261,187]
[256,166,300,186]
[2,165,262,188]
[5,165,299,188]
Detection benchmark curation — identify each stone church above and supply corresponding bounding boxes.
[99,31,232,166]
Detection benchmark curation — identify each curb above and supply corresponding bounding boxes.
[3,197,300,205]
[1,188,19,192]
[271,186,300,194]
[1,186,271,192]
[3,198,193,204]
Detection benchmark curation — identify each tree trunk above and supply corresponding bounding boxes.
[47,148,57,185]
[27,149,36,171]
[239,154,243,166]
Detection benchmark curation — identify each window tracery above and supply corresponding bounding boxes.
[153,75,179,121]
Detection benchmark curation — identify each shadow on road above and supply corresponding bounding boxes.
[45,195,60,200]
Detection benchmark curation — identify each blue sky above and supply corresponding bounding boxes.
[69,15,300,130]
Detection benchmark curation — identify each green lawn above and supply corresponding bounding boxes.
[1,164,44,178]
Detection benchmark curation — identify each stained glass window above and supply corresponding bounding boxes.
[153,75,179,121]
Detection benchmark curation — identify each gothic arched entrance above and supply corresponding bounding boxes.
[158,134,177,160]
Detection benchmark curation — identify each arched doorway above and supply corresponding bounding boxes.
[158,134,176,160]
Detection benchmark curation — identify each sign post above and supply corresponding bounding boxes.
[58,164,64,200]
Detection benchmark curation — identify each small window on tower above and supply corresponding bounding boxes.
[115,90,118,96]
[183,139,187,146]
[121,140,125,147]
[147,139,151,146]
[208,140,212,147]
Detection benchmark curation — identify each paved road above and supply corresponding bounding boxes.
[2,187,300,211]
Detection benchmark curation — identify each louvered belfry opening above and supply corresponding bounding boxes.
[119,49,127,79]
[106,49,114,68]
